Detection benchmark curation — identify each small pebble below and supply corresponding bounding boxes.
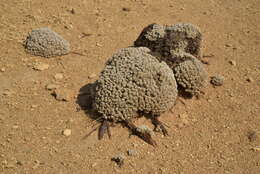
[2,90,15,96]
[54,73,63,80]
[64,24,73,30]
[70,8,75,14]
[46,84,59,90]
[32,160,40,169]
[229,60,236,66]
[251,146,260,152]
[136,125,154,136]
[225,44,232,47]
[0,67,5,72]
[52,89,72,101]
[179,113,188,119]
[16,161,23,166]
[210,75,225,86]
[33,62,49,71]
[88,73,96,79]
[246,77,254,82]
[127,149,137,156]
[247,130,258,142]
[96,43,102,47]
[31,104,38,108]
[12,125,19,129]
[154,126,163,133]
[179,113,189,125]
[5,164,15,168]
[122,7,131,12]
[111,154,125,167]
[91,162,97,168]
[62,129,72,136]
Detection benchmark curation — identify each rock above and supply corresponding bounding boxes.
[70,8,75,14]
[122,7,131,12]
[246,77,254,82]
[62,129,72,136]
[2,90,15,96]
[251,146,260,152]
[12,125,19,129]
[127,149,137,156]
[91,162,97,168]
[2,160,15,169]
[64,24,73,30]
[16,161,23,166]
[179,113,189,125]
[136,125,154,136]
[88,73,96,79]
[96,42,102,47]
[32,160,40,169]
[229,60,236,66]
[54,73,63,80]
[46,84,59,90]
[33,62,49,71]
[179,113,188,119]
[52,89,72,101]
[247,130,258,142]
[111,154,125,167]
[0,67,5,72]
[210,75,224,86]
[31,104,38,108]
[225,44,232,47]
[5,164,15,168]
[154,126,163,133]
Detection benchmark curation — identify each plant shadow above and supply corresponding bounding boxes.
[76,82,101,121]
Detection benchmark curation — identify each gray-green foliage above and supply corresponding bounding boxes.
[93,47,178,122]
[172,52,207,96]
[134,23,202,58]
[135,23,207,96]
[24,28,70,58]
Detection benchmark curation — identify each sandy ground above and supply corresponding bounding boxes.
[0,0,259,173]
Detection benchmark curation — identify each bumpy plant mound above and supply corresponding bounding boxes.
[171,52,207,96]
[134,23,202,58]
[24,27,70,58]
[93,47,178,122]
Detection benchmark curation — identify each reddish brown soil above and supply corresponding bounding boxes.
[0,0,259,173]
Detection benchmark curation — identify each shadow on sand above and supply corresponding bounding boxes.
[76,82,101,121]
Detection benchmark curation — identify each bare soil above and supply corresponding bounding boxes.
[0,0,259,173]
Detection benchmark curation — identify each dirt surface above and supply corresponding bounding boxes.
[0,0,259,173]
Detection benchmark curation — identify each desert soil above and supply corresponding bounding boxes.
[0,0,259,173]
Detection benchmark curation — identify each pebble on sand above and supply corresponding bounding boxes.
[127,149,137,156]
[246,77,254,82]
[229,60,236,66]
[0,67,5,72]
[210,75,224,86]
[111,154,125,167]
[54,73,64,80]
[62,129,72,136]
[52,89,72,101]
[88,73,96,79]
[46,84,59,90]
[33,62,49,71]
